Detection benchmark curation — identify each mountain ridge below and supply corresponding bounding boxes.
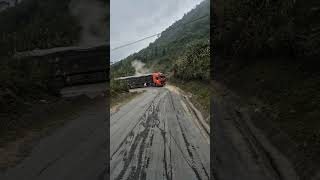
[111,0,210,79]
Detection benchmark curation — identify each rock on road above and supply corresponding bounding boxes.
[110,86,210,180]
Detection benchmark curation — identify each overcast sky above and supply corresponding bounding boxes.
[110,0,203,63]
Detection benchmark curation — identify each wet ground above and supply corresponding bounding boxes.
[110,87,210,180]
[60,83,107,98]
[0,84,209,180]
[211,82,299,180]
[1,83,108,180]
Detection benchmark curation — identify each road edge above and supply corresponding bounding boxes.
[166,85,210,135]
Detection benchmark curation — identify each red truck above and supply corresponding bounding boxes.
[115,72,166,89]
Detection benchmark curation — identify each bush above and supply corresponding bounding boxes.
[213,0,320,58]
[110,79,129,97]
[0,56,52,115]
[174,40,210,81]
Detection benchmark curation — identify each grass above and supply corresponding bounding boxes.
[110,78,143,108]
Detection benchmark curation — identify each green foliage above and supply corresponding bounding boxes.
[172,80,210,119]
[214,0,320,58]
[174,40,210,81]
[110,78,129,97]
[110,79,128,92]
[0,56,52,114]
[1,57,50,92]
[110,58,135,78]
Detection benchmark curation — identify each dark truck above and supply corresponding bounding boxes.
[115,72,166,89]
[14,44,108,92]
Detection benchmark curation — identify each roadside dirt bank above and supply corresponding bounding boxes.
[211,80,320,180]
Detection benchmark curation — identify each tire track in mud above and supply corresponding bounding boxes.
[111,89,209,180]
[168,92,209,180]
[111,92,161,159]
[233,110,282,180]
[113,92,163,180]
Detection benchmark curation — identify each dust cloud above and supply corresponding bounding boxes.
[131,60,149,75]
[69,0,108,47]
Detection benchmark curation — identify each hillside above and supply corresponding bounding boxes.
[213,0,320,59]
[111,0,210,79]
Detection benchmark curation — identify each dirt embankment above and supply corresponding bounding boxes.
[211,81,302,180]
[165,85,210,133]
[169,80,210,123]
[212,57,320,180]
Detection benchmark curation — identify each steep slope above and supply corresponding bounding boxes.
[111,0,210,78]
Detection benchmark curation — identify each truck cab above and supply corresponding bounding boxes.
[152,72,166,86]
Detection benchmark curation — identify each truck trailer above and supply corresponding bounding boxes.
[14,44,109,90]
[115,72,166,89]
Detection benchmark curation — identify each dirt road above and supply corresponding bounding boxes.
[211,82,299,180]
[0,84,209,180]
[110,86,210,180]
[1,83,109,180]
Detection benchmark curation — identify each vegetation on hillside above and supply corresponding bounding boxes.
[110,78,128,97]
[111,0,210,79]
[213,0,320,59]
[174,40,210,81]
[171,39,210,119]
[1,54,55,109]
[110,79,143,108]
[110,59,135,78]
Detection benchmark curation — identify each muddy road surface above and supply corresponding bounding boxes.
[1,83,109,180]
[211,83,299,180]
[110,86,210,180]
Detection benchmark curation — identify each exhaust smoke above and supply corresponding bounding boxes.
[131,60,149,76]
[69,0,108,47]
